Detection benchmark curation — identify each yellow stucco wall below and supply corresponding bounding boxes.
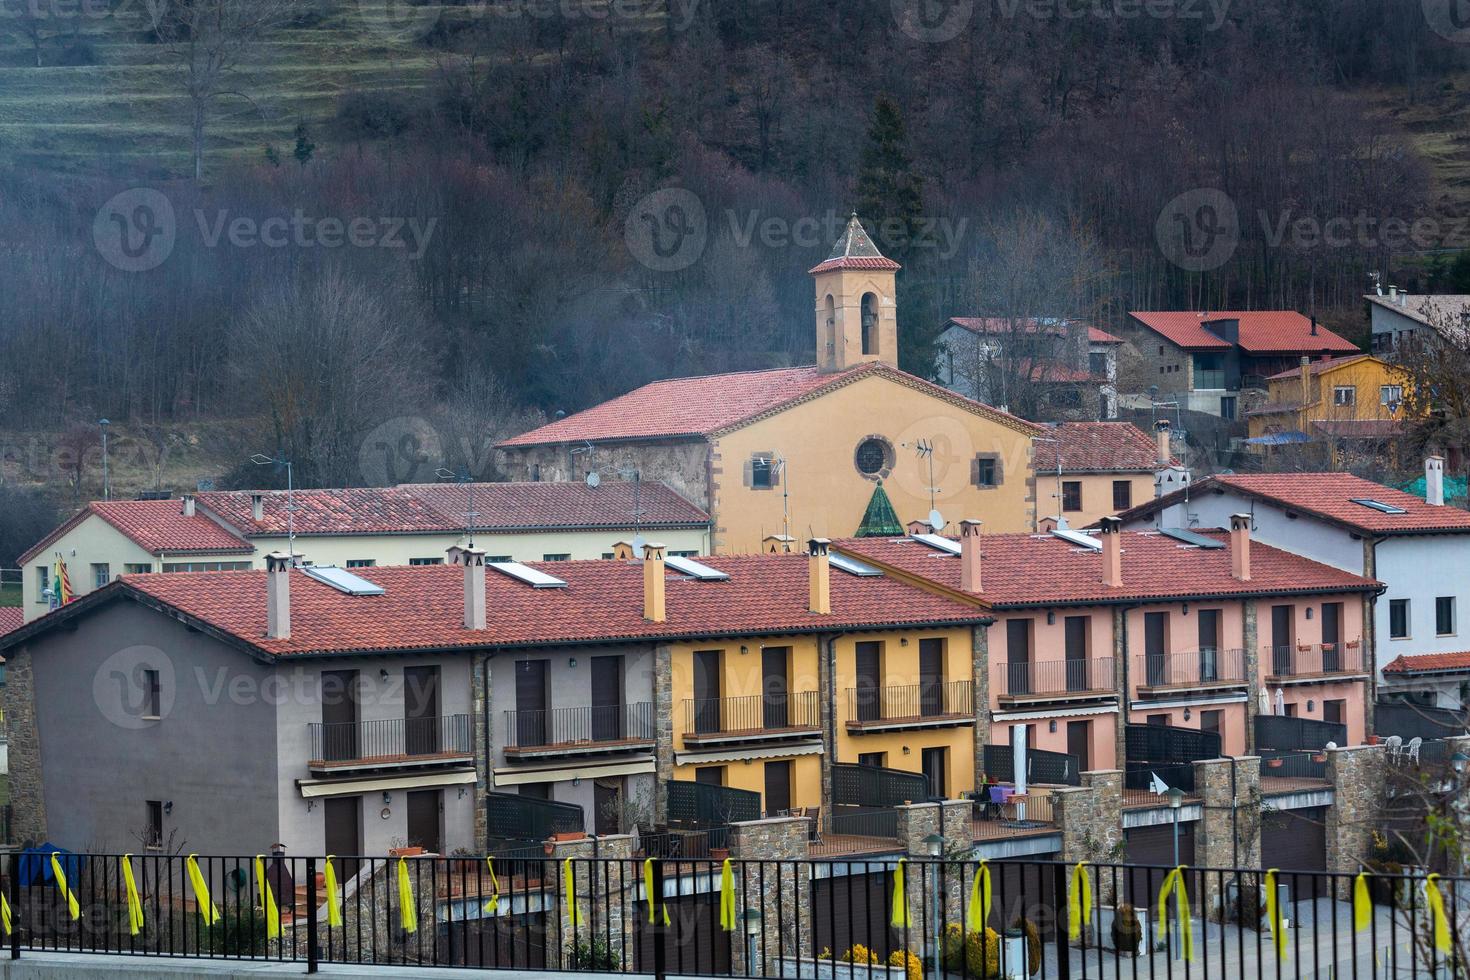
[1247,357,1414,440]
[1040,472,1155,530]
[21,515,159,621]
[711,372,1037,553]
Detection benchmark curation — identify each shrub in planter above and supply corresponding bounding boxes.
[1012,918,1042,977]
[941,924,1003,977]
[1226,884,1267,932]
[887,948,922,980]
[1111,904,1143,956]
[566,936,618,971]
[840,945,881,966]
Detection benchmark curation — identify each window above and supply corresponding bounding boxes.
[485,555,512,563]
[921,747,948,798]
[972,454,1001,488]
[1219,396,1238,419]
[92,563,110,589]
[1323,699,1345,724]
[600,553,615,560]
[1437,596,1456,636]
[750,455,774,489]
[694,766,726,786]
[857,752,887,768]
[1147,714,1171,727]
[1380,385,1404,407]
[1390,599,1410,639]
[1050,388,1083,408]
[1089,352,1109,377]
[35,566,49,604]
[409,558,443,566]
[671,550,698,558]
[1200,710,1222,737]
[1062,481,1083,512]
[345,559,376,568]
[124,563,152,575]
[1333,386,1357,407]
[162,561,251,572]
[142,669,161,719]
[1112,480,1133,511]
[542,553,571,562]
[145,801,163,848]
[854,437,892,477]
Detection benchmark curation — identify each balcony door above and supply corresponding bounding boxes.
[854,642,882,721]
[763,760,792,816]
[590,655,624,742]
[1006,619,1032,695]
[321,669,359,761]
[1271,605,1295,675]
[1320,603,1342,671]
[515,660,549,748]
[1144,612,1168,686]
[405,665,440,756]
[324,797,361,880]
[1197,609,1221,682]
[1066,720,1092,773]
[693,650,722,734]
[406,789,441,854]
[919,638,944,716]
[921,747,947,799]
[1064,617,1089,691]
[762,647,790,730]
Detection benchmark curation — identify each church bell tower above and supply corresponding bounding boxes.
[810,213,901,373]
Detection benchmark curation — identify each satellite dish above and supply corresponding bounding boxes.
[928,509,945,533]
[632,533,646,559]
[586,471,601,488]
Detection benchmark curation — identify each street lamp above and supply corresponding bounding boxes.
[1452,751,1468,775]
[743,908,761,975]
[98,419,110,500]
[1167,788,1185,867]
[250,453,295,561]
[924,833,944,980]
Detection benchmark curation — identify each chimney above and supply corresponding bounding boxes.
[762,534,795,554]
[1300,355,1311,407]
[959,519,983,594]
[612,540,636,560]
[1310,315,1319,337]
[455,545,487,630]
[1099,517,1123,589]
[1230,514,1252,582]
[251,493,265,522]
[808,538,832,615]
[1426,456,1446,507]
[905,519,932,537]
[181,494,196,518]
[643,542,667,623]
[1153,419,1172,466]
[265,551,292,640]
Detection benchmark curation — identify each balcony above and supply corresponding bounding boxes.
[1264,643,1366,683]
[307,715,473,773]
[1135,649,1247,695]
[993,657,1116,704]
[681,692,821,747]
[844,680,973,733]
[502,703,655,760]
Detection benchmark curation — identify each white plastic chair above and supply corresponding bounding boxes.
[1406,736,1422,764]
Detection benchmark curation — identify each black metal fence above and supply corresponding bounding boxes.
[844,679,973,724]
[994,658,1115,697]
[484,791,585,843]
[982,745,1081,786]
[681,692,820,737]
[1124,723,1222,763]
[5,853,1465,978]
[503,702,655,749]
[832,763,931,807]
[1376,700,1470,742]
[1259,749,1331,781]
[665,781,761,829]
[308,714,473,763]
[1255,715,1347,752]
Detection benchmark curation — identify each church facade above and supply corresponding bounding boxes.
[497,216,1043,553]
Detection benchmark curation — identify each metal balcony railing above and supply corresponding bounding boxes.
[1136,649,1246,689]
[993,657,1115,698]
[1264,642,1364,679]
[844,679,972,727]
[681,691,820,738]
[503,702,655,750]
[307,714,472,765]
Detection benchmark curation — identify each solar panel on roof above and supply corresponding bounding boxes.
[491,562,568,589]
[1160,527,1226,550]
[664,555,730,581]
[1051,528,1103,551]
[830,553,883,577]
[1351,498,1408,515]
[911,533,960,555]
[301,565,386,596]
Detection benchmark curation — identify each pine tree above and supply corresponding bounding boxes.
[293,122,316,169]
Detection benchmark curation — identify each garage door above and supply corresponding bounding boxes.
[1261,806,1327,872]
[814,871,895,958]
[1124,823,1197,910]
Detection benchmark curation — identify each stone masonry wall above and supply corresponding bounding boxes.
[4,648,47,847]
[1053,770,1123,906]
[1242,600,1259,752]
[971,625,990,786]
[1193,756,1262,916]
[653,643,674,825]
[1325,744,1388,874]
[729,816,811,974]
[549,834,636,969]
[472,653,490,852]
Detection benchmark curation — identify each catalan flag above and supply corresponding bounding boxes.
[51,556,73,608]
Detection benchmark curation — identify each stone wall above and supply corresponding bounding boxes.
[1242,601,1259,752]
[1193,756,1262,915]
[1324,744,1387,873]
[496,441,712,513]
[970,626,990,785]
[472,653,490,852]
[548,834,636,969]
[894,801,972,950]
[652,643,674,824]
[4,648,47,847]
[1052,770,1123,905]
[728,816,811,974]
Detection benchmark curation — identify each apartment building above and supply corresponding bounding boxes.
[1031,420,1185,529]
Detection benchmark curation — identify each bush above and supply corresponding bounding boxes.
[887,948,922,980]
[200,907,269,957]
[1111,904,1143,956]
[1225,884,1266,932]
[566,935,618,971]
[839,944,880,965]
[1012,918,1042,977]
[942,924,1004,978]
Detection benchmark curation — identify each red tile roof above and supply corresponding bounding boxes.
[943,319,1120,346]
[498,363,1042,448]
[1089,327,1124,345]
[18,500,252,565]
[1033,422,1168,473]
[38,556,987,658]
[1122,472,1470,535]
[808,213,902,274]
[1382,651,1470,674]
[809,255,901,274]
[1128,311,1359,354]
[197,487,449,536]
[1266,354,1377,381]
[404,481,708,531]
[0,609,21,639]
[834,530,1379,607]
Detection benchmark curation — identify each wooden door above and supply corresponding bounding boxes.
[404,665,440,755]
[1321,603,1342,671]
[1197,609,1221,681]
[406,789,441,853]
[1067,720,1092,773]
[854,642,882,720]
[514,660,548,748]
[1064,617,1088,691]
[1144,612,1168,686]
[590,655,623,741]
[1271,605,1295,675]
[1006,619,1032,694]
[763,760,792,815]
[693,650,722,734]
[320,669,359,761]
[919,638,944,715]
[324,796,361,879]
[762,647,790,729]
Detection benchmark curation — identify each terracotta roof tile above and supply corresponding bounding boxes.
[102,556,987,657]
[1032,422,1166,473]
[1382,651,1470,674]
[404,481,708,531]
[834,530,1379,607]
[20,500,252,565]
[1266,354,1377,381]
[0,609,21,639]
[1089,327,1124,344]
[1128,311,1359,354]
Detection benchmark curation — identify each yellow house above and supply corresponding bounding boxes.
[497,215,1045,552]
[1031,421,1182,530]
[1246,354,1414,450]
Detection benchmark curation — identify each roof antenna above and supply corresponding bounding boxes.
[435,466,479,548]
[250,452,295,562]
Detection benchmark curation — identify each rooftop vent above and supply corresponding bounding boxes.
[301,565,385,596]
[491,561,568,589]
[1350,498,1408,515]
[830,553,883,577]
[664,555,730,581]
[1160,527,1225,550]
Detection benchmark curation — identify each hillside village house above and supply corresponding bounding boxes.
[1,542,993,856]
[1031,421,1186,529]
[1245,354,1413,455]
[1115,464,1470,710]
[1365,289,1470,351]
[934,318,1124,420]
[1120,311,1360,419]
[16,482,709,622]
[496,216,1048,552]
[836,518,1380,765]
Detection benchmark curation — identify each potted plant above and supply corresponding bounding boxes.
[709,846,730,861]
[1110,904,1144,956]
[1266,757,1284,768]
[388,845,424,857]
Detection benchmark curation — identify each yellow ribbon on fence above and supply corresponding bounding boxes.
[397,857,417,934]
[254,855,281,940]
[185,855,219,927]
[1,894,9,936]
[563,858,584,928]
[967,860,992,932]
[719,858,738,932]
[642,858,670,926]
[890,858,913,929]
[323,856,343,928]
[481,857,500,917]
[1264,870,1287,962]
[1353,873,1372,931]
[1068,862,1092,942]
[121,855,145,936]
[1424,874,1452,955]
[49,853,79,922]
[1155,866,1195,963]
